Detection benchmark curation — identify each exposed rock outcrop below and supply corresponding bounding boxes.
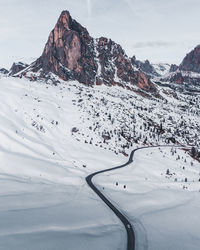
[0,68,8,74]
[21,10,156,93]
[160,45,200,86]
[168,72,184,84]
[9,62,28,76]
[179,45,200,73]
[131,57,160,77]
[169,64,178,73]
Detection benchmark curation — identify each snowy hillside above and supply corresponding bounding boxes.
[0,76,127,250]
[96,146,200,250]
[0,74,199,249]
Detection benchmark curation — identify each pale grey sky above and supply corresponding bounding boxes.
[0,0,200,68]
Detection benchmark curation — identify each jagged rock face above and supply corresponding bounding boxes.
[161,45,200,86]
[169,64,178,73]
[0,68,8,74]
[169,72,184,84]
[25,10,155,92]
[95,38,154,91]
[9,62,28,76]
[131,57,159,77]
[34,11,96,85]
[162,70,200,87]
[179,45,200,73]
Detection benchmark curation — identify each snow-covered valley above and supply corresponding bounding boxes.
[0,74,199,249]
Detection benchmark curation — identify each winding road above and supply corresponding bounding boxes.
[86,147,140,250]
[86,145,183,250]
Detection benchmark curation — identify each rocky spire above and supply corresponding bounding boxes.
[23,10,156,93]
[34,10,95,84]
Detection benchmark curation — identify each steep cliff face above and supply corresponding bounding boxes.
[131,57,160,77]
[22,10,155,92]
[161,45,200,86]
[94,37,155,91]
[179,45,200,73]
[33,11,96,85]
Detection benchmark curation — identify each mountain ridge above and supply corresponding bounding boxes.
[3,10,200,94]
[14,10,156,93]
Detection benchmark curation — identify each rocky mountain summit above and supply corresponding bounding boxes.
[17,10,156,93]
[179,45,200,73]
[161,45,200,87]
[5,10,200,94]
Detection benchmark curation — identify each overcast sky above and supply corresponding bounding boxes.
[0,0,200,68]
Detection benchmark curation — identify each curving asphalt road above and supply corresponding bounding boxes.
[86,145,183,250]
[86,147,140,250]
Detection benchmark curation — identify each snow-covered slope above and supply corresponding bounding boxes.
[96,146,200,250]
[152,63,171,76]
[0,75,199,249]
[0,76,128,250]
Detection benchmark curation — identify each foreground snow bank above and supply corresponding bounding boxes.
[0,77,126,250]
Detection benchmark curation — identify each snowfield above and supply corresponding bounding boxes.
[96,147,200,250]
[0,76,126,250]
[0,75,199,249]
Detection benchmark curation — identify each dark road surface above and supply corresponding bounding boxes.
[86,145,182,250]
[86,147,140,250]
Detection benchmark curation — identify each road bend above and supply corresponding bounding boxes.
[86,145,182,250]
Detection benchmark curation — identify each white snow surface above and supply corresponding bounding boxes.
[0,76,199,249]
[162,69,200,81]
[152,62,171,76]
[96,147,200,250]
[0,76,126,250]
